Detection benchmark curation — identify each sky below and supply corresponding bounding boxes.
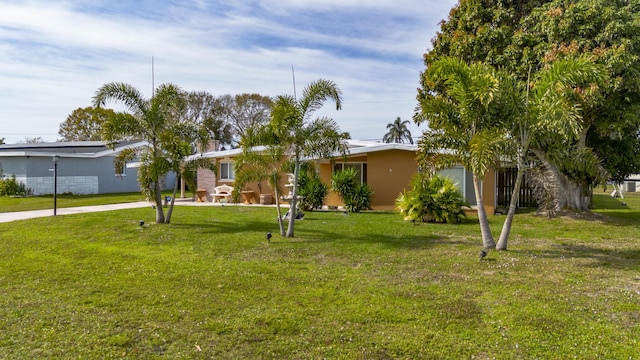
[0,0,458,144]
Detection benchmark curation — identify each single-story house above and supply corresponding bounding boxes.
[192,140,497,214]
[0,141,176,195]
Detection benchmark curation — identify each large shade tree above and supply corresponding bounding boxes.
[383,116,413,144]
[93,82,208,224]
[58,106,116,141]
[184,91,233,147]
[421,0,640,211]
[415,57,512,249]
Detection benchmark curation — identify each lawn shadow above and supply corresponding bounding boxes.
[513,243,640,271]
[167,209,468,250]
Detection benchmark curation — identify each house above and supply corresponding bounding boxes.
[0,141,176,195]
[192,140,497,214]
[317,140,488,211]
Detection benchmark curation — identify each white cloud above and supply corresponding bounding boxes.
[0,0,457,143]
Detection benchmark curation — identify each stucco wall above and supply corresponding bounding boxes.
[319,150,418,211]
[366,150,418,210]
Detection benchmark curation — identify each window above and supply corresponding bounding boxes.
[333,163,367,184]
[220,162,235,180]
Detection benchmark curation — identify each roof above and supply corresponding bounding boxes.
[186,140,417,162]
[340,140,417,156]
[0,140,148,159]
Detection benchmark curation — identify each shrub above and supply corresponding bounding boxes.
[331,168,373,212]
[0,174,29,196]
[297,173,328,211]
[396,174,467,223]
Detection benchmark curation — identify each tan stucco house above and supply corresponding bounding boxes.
[190,140,496,214]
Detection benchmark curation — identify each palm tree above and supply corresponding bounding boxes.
[265,79,347,237]
[93,82,201,224]
[495,56,605,250]
[383,116,413,144]
[235,121,288,235]
[415,57,511,250]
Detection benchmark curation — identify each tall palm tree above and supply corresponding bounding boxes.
[415,57,511,250]
[383,116,413,144]
[93,82,199,224]
[496,56,605,250]
[268,79,347,237]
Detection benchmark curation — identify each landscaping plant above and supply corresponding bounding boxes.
[297,171,328,211]
[331,168,372,212]
[396,173,467,223]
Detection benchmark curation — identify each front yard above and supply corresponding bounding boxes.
[0,192,638,358]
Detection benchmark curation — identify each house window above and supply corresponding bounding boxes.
[333,163,367,184]
[220,162,235,181]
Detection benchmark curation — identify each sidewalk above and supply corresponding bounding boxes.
[0,199,276,223]
[0,201,152,223]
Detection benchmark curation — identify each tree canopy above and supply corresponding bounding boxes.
[383,117,413,144]
[419,0,640,210]
[58,106,115,141]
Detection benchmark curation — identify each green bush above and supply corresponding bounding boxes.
[297,172,328,211]
[331,168,373,212]
[0,175,29,196]
[396,174,467,223]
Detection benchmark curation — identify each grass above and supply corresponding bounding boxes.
[0,192,147,213]
[0,191,639,358]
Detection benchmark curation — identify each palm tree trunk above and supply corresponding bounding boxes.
[154,181,165,223]
[272,174,285,236]
[164,176,180,224]
[286,155,301,237]
[496,166,524,250]
[473,175,495,249]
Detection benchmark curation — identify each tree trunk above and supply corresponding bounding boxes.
[286,155,301,237]
[473,175,495,249]
[154,181,165,223]
[164,177,180,224]
[556,176,590,211]
[532,149,590,212]
[273,175,285,236]
[496,166,525,250]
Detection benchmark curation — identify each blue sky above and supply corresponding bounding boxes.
[0,0,458,143]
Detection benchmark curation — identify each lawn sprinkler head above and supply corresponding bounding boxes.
[266,232,272,243]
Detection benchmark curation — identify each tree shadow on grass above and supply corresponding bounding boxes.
[512,243,640,271]
[168,211,463,250]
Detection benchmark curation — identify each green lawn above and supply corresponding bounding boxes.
[0,192,638,358]
[0,192,148,213]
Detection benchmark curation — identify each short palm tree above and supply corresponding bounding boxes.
[383,117,413,144]
[495,56,605,250]
[265,79,347,237]
[415,57,510,250]
[93,82,209,224]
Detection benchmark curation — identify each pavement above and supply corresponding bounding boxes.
[0,201,153,223]
[0,198,275,223]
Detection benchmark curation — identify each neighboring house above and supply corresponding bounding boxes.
[0,141,176,195]
[192,140,497,214]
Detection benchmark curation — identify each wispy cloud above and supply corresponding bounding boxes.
[0,0,457,142]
